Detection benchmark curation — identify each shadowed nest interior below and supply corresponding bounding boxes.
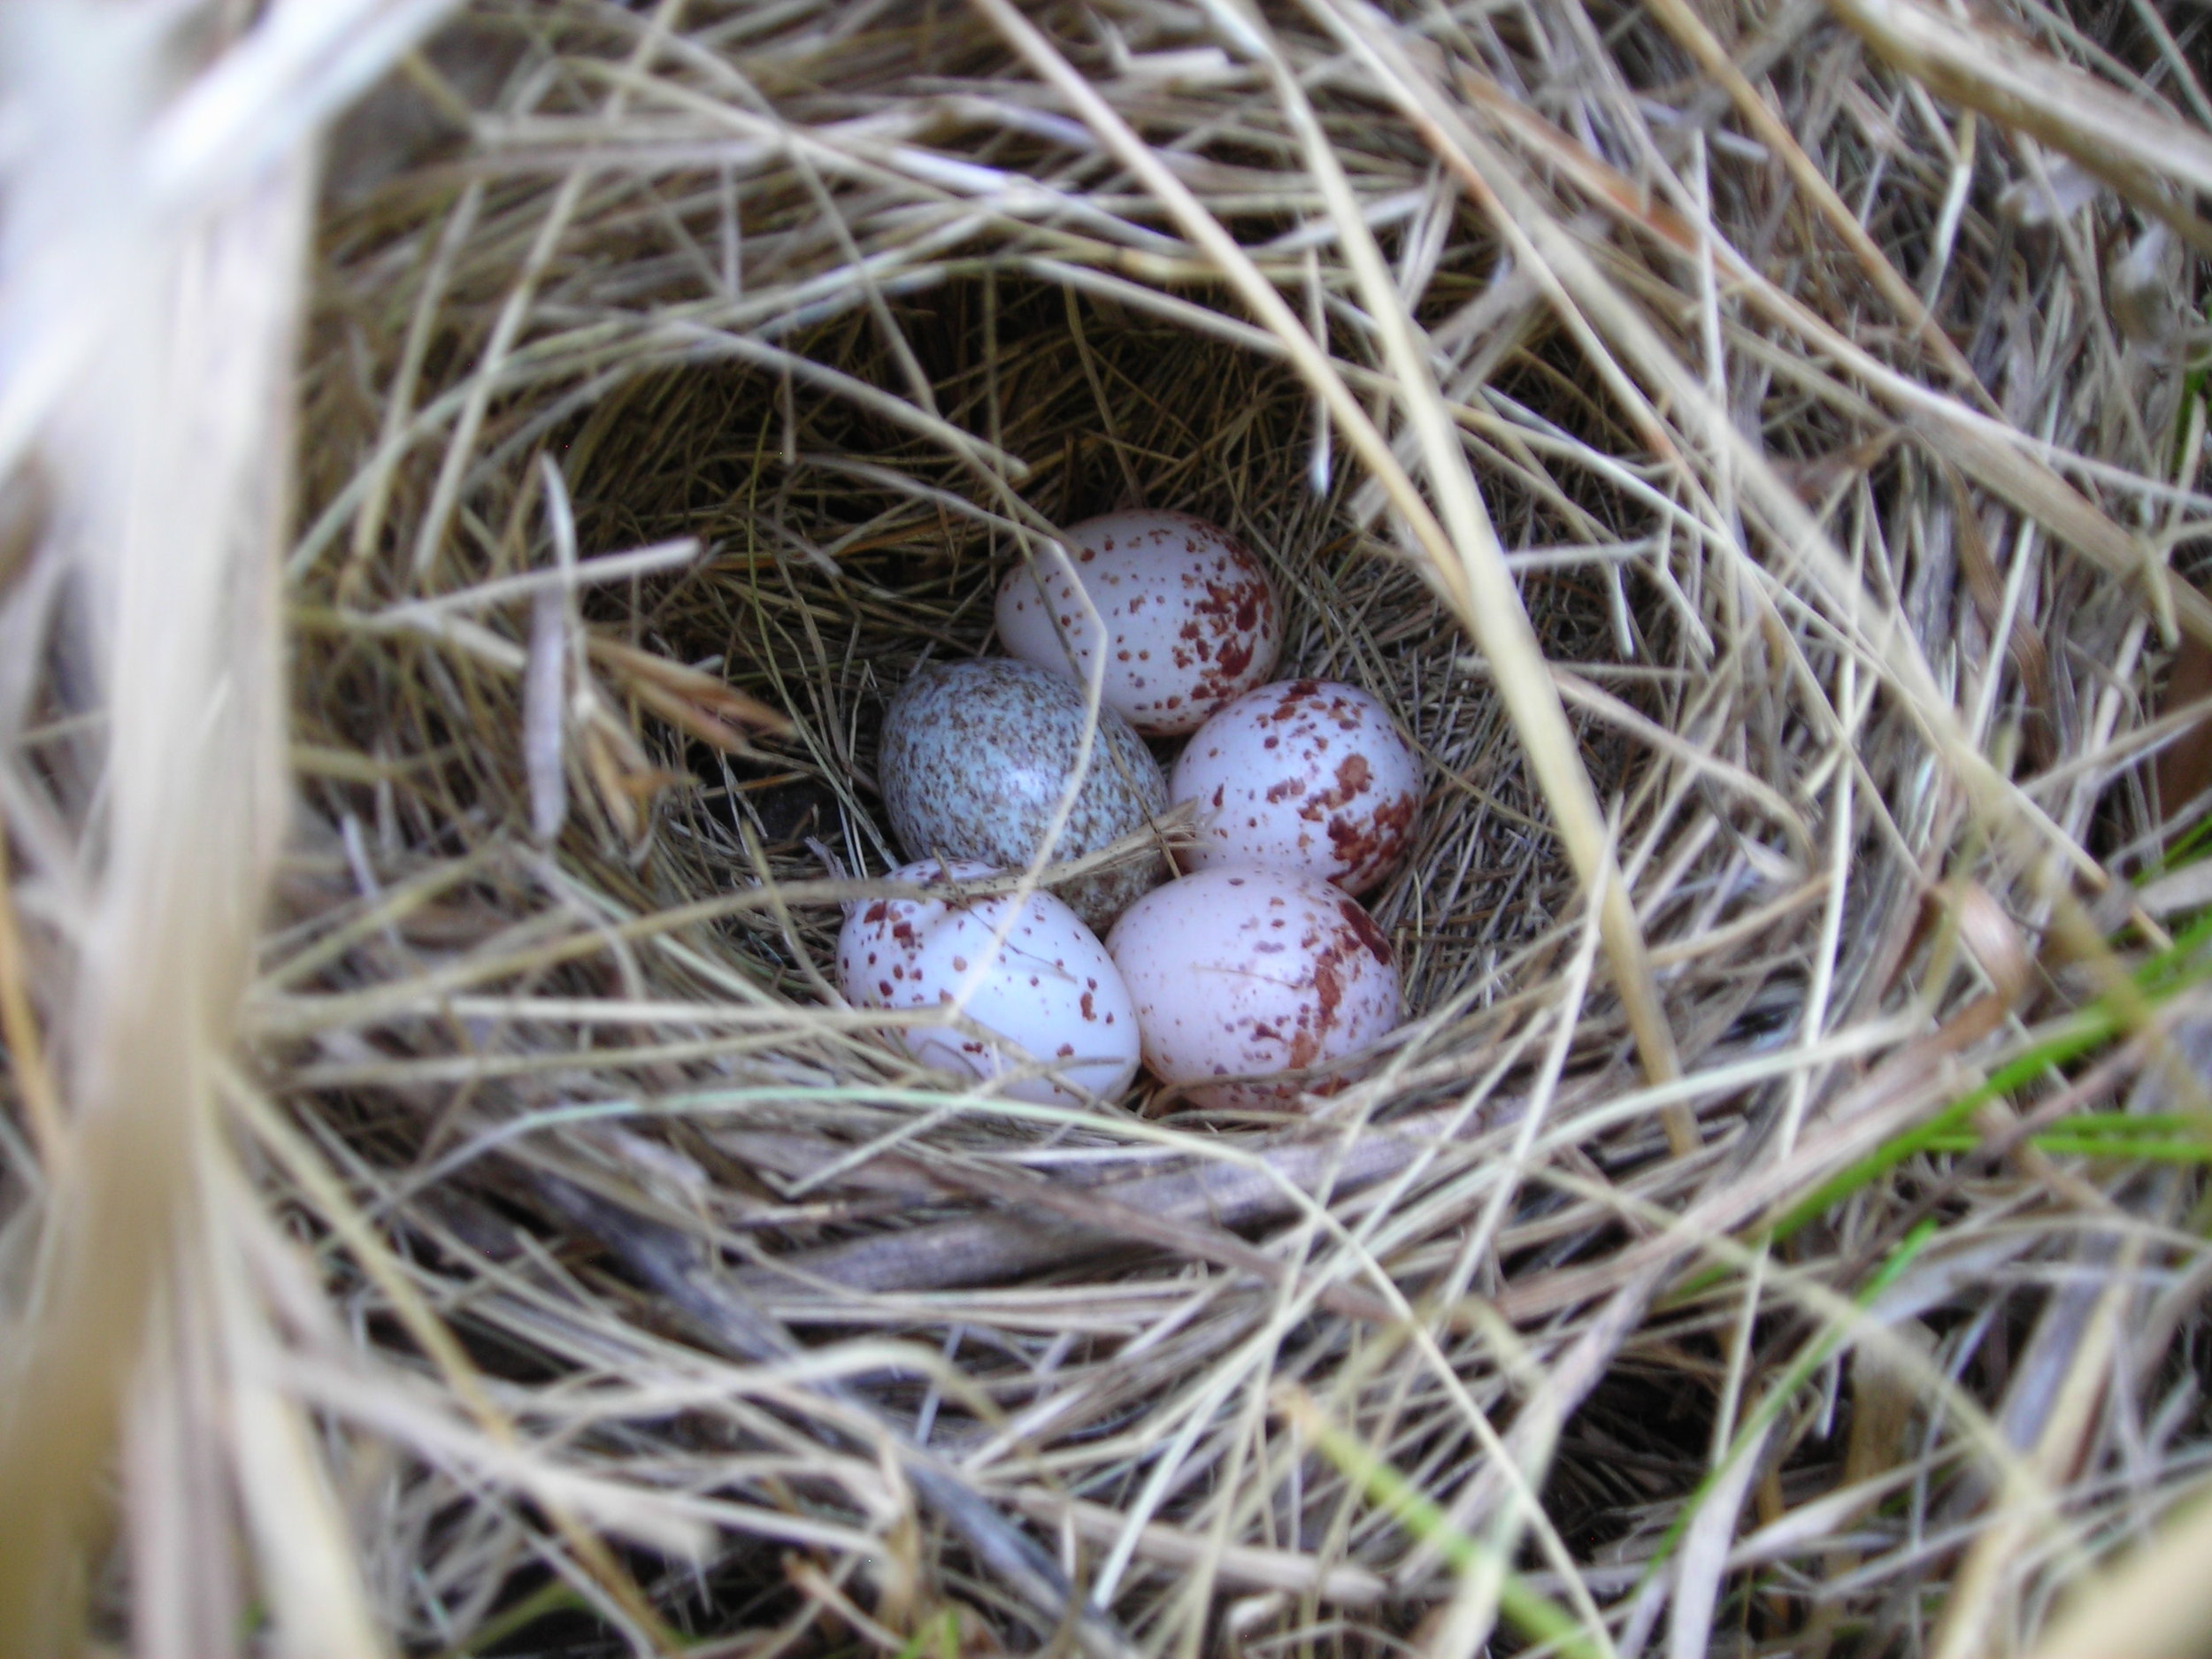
[27,0,2212,1652]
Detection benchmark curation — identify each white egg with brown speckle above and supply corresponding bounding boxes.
[1172,680,1423,895]
[1105,866,1401,1109]
[836,858,1141,1105]
[879,659,1168,929]
[995,509,1281,735]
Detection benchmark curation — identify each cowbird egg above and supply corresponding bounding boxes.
[1171,679,1423,895]
[836,858,1141,1105]
[879,658,1167,929]
[1105,866,1401,1109]
[995,509,1281,735]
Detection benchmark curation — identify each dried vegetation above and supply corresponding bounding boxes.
[8,0,2212,1655]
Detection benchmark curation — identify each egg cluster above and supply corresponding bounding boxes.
[841,508,1423,1110]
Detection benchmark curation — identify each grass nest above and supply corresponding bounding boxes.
[10,0,2212,1654]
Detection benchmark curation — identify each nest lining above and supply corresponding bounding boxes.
[574,285,1659,996]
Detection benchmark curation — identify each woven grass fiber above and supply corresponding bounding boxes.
[9,0,2212,1655]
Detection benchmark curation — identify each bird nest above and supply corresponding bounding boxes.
[7,0,2212,1654]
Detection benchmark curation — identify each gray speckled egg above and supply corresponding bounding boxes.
[879,659,1168,928]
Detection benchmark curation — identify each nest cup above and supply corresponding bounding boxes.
[39,0,2197,1651]
[296,30,1712,1628]
[306,266,1659,1113]
[582,280,1650,1053]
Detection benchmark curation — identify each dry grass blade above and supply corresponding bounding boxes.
[524,1168,1142,1659]
[1643,0,1985,392]
[2022,1479,2212,1659]
[0,3,455,1654]
[1832,0,2212,249]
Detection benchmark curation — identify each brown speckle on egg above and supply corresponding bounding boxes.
[834,856,1142,1106]
[994,509,1280,735]
[1104,866,1401,1110]
[1171,679,1423,895]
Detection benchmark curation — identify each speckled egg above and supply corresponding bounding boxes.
[879,658,1168,930]
[1105,866,1402,1109]
[836,859,1141,1105]
[995,509,1281,736]
[1171,680,1423,895]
